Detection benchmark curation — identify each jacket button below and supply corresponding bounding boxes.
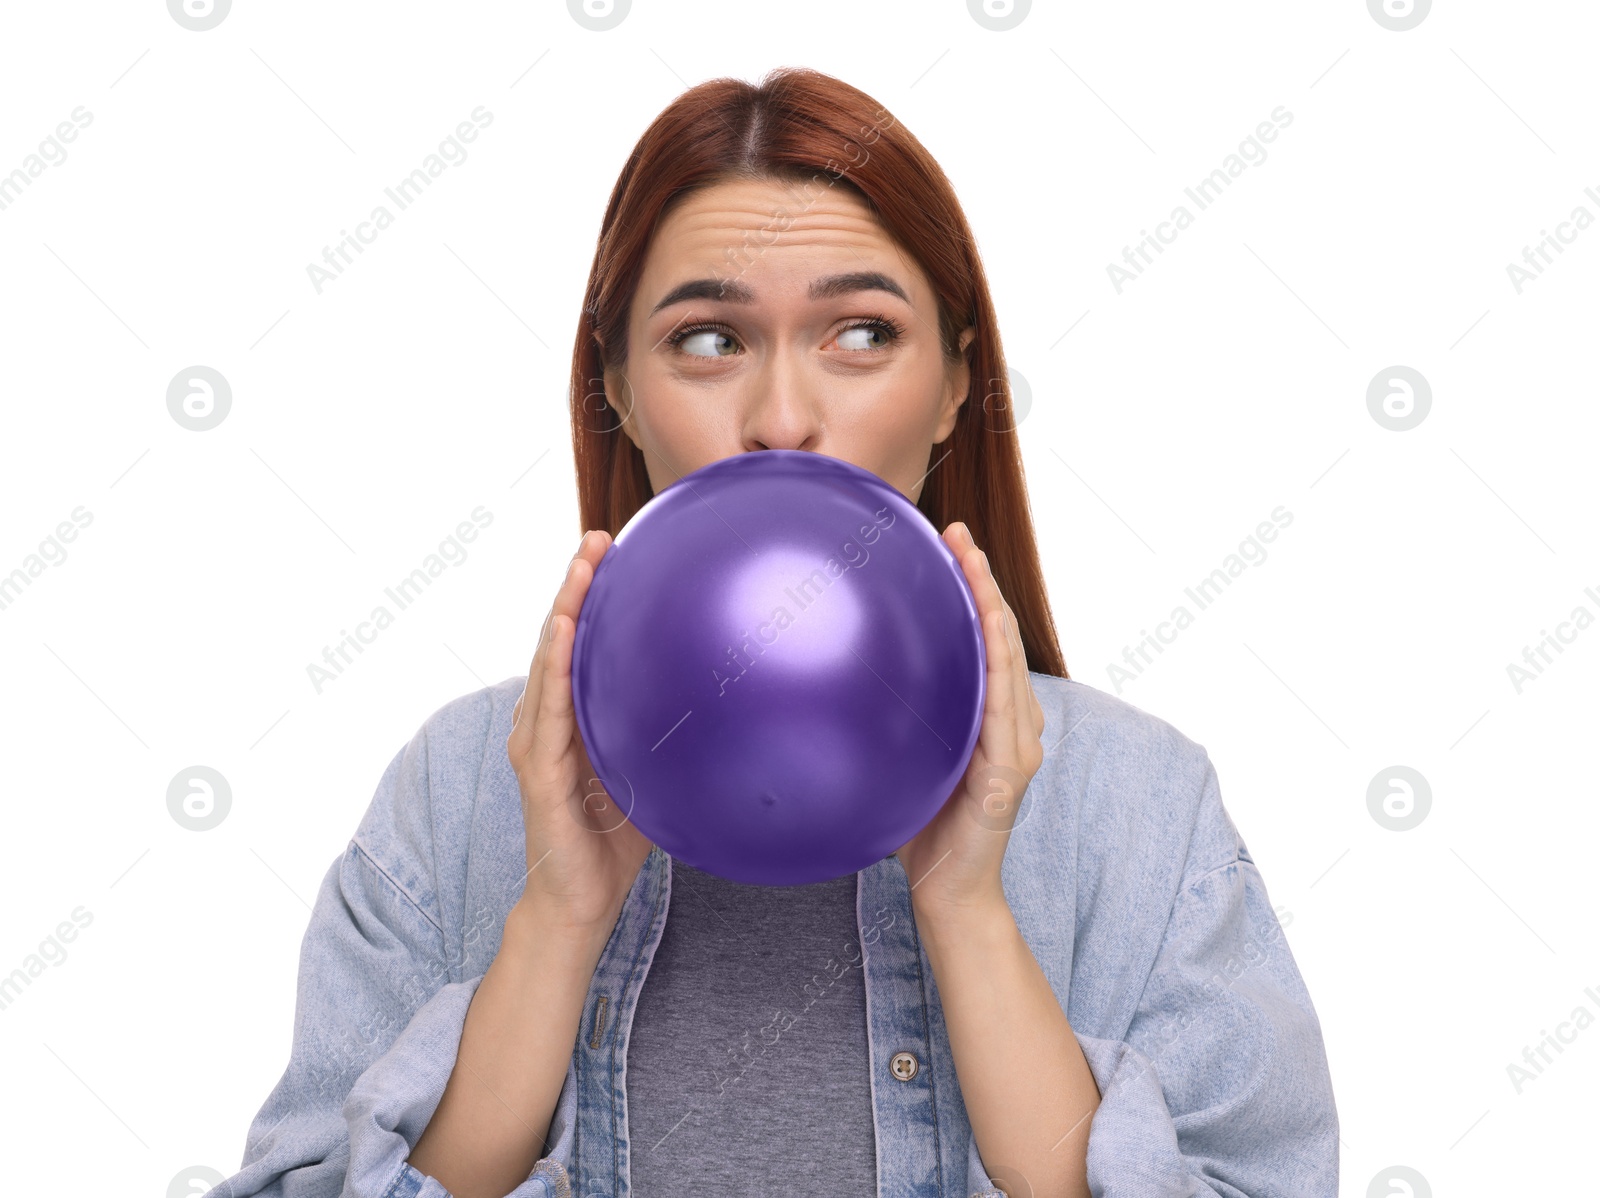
[890,1050,920,1081]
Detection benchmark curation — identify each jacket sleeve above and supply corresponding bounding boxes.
[1071,755,1340,1197]
[208,728,578,1198]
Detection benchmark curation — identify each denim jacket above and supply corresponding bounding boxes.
[210,671,1339,1198]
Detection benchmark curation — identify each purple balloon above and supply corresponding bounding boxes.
[571,449,986,885]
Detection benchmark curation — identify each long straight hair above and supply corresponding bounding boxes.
[568,67,1068,679]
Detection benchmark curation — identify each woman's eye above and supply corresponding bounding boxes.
[835,323,894,351]
[670,319,897,357]
[676,329,738,358]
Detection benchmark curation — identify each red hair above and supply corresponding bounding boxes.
[568,66,1068,679]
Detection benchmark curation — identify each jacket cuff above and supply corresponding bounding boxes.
[379,1158,569,1196]
[343,972,579,1198]
[1073,1029,1208,1196]
[382,1157,572,1198]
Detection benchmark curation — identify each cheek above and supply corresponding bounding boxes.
[629,383,728,458]
[871,362,948,439]
[826,393,939,484]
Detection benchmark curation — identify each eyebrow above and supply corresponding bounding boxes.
[648,270,910,317]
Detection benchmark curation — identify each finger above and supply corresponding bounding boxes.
[953,526,1007,661]
[997,597,1045,741]
[510,610,561,763]
[948,530,986,606]
[513,586,564,739]
[949,522,1044,751]
[553,529,612,634]
[549,530,610,739]
[1006,607,1046,767]
[540,530,612,734]
[1000,602,1027,746]
[1000,602,1036,738]
[536,609,579,765]
[513,595,559,753]
[512,531,610,761]
[954,531,1018,769]
[981,605,1019,769]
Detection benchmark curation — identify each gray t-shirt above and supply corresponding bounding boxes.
[625,856,878,1195]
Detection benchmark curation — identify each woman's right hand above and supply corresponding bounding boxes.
[507,529,654,939]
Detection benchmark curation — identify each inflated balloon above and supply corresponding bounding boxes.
[570,449,986,885]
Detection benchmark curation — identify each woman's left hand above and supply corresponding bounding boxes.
[894,521,1046,915]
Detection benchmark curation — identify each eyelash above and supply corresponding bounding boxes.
[664,314,907,356]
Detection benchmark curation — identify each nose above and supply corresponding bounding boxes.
[740,353,824,453]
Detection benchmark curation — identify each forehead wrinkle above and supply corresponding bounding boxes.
[648,268,914,318]
[644,236,929,317]
[662,181,882,233]
[661,221,893,272]
[639,183,940,327]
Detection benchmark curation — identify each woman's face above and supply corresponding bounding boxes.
[599,175,975,504]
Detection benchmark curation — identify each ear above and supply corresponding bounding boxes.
[597,343,642,450]
[933,325,977,444]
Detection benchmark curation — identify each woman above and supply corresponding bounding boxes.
[213,68,1338,1198]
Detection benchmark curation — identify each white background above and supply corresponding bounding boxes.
[1,1,1595,1194]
